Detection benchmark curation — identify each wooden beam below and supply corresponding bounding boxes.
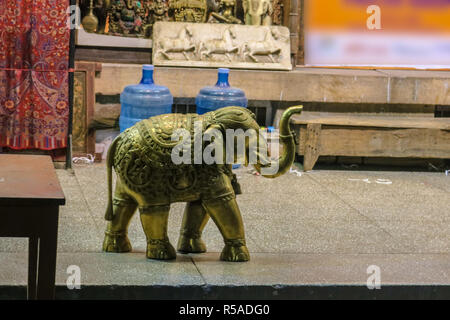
[94,64,450,105]
[316,127,450,159]
[303,123,321,171]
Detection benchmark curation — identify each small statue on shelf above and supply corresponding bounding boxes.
[170,0,208,23]
[106,0,150,37]
[208,0,242,24]
[243,0,273,26]
[150,0,169,22]
[143,0,170,37]
[81,0,100,32]
[80,0,285,40]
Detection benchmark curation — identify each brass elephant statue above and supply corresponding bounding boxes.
[103,106,302,262]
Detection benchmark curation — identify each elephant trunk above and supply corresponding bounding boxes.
[256,105,303,178]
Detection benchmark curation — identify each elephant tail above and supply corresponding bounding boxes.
[104,136,119,221]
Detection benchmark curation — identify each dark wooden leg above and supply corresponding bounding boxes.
[27,236,39,300]
[36,206,59,300]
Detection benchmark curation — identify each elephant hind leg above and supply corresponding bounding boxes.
[177,200,209,254]
[139,204,176,260]
[103,183,138,253]
[202,195,250,262]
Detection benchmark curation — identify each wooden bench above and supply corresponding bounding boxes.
[0,155,65,299]
[291,115,450,171]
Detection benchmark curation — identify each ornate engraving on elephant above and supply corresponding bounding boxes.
[102,106,304,262]
[153,21,291,70]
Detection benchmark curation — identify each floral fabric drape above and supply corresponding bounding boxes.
[0,0,70,150]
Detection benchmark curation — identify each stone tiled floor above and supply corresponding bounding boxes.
[1,163,449,296]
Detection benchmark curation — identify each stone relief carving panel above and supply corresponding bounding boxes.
[152,21,291,70]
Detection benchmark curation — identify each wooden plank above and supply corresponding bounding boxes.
[291,115,450,130]
[95,64,389,103]
[303,123,321,171]
[287,0,300,64]
[93,63,450,104]
[297,125,307,155]
[291,103,435,115]
[316,127,450,159]
[75,47,152,64]
[0,155,65,206]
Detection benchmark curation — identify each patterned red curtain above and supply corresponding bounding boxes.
[0,0,70,150]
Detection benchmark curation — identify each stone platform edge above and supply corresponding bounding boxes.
[2,284,450,300]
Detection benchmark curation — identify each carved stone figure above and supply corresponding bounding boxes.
[102,106,303,262]
[243,0,273,26]
[208,0,242,24]
[80,0,284,39]
[198,27,239,61]
[155,25,196,60]
[152,22,292,70]
[170,0,208,23]
[106,0,149,37]
[149,0,169,22]
[242,27,285,62]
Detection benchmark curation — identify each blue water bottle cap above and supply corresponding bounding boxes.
[143,64,154,71]
[218,68,229,74]
[267,126,275,132]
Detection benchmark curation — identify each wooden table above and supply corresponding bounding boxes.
[0,155,65,299]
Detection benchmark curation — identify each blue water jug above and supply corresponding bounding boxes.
[196,68,248,115]
[119,65,173,132]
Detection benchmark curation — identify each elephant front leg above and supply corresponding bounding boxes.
[177,200,209,254]
[103,184,137,253]
[139,205,176,260]
[202,196,250,262]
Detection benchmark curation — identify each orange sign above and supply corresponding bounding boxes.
[306,0,450,33]
[304,0,450,68]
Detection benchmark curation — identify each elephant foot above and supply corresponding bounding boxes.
[177,233,207,254]
[146,239,176,260]
[102,231,132,253]
[220,239,250,262]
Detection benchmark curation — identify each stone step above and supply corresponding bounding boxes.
[1,252,449,299]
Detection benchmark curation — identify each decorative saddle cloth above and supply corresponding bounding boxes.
[112,113,239,204]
